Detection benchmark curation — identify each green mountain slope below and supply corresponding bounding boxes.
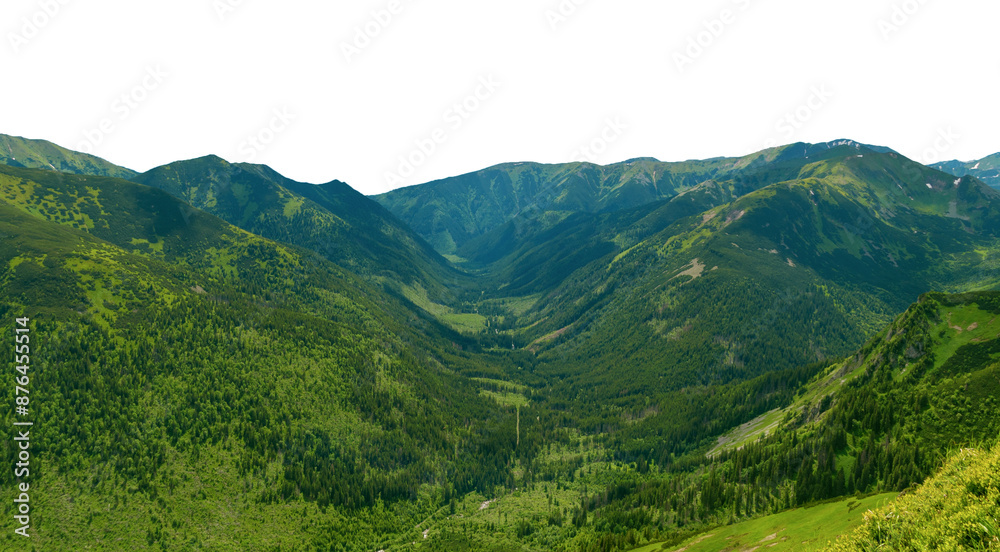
[382,292,1000,552]
[708,290,1000,505]
[0,133,137,180]
[933,152,1000,189]
[584,291,1000,552]
[0,165,524,550]
[456,142,896,296]
[374,140,891,255]
[374,158,724,255]
[499,150,1000,420]
[131,155,467,302]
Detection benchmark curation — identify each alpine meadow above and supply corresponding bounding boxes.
[1,130,999,551]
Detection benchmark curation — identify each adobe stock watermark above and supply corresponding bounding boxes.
[570,117,628,163]
[76,65,168,155]
[878,0,931,41]
[672,0,754,73]
[341,0,411,64]
[237,107,296,162]
[915,127,959,165]
[383,74,501,188]
[545,0,589,31]
[7,0,72,54]
[761,85,835,150]
[213,0,249,21]
[897,127,959,197]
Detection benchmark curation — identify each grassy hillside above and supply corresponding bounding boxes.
[0,133,137,180]
[826,445,1000,551]
[633,493,898,552]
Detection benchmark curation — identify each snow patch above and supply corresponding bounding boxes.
[926,183,933,189]
[955,178,962,186]
[973,162,981,170]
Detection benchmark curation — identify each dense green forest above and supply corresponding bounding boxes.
[1,134,999,550]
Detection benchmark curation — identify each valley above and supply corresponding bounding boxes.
[1,133,998,550]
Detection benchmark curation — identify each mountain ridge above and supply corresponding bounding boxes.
[0,133,137,179]
[933,152,1000,189]
[373,140,900,255]
[128,152,469,304]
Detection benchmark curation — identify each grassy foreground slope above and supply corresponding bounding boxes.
[630,493,897,552]
[826,445,1000,551]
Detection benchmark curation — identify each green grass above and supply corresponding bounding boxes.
[472,377,528,393]
[402,282,487,333]
[637,493,897,552]
[708,408,784,457]
[827,446,1000,551]
[0,133,137,179]
[442,312,488,333]
[931,303,1000,370]
[479,389,530,408]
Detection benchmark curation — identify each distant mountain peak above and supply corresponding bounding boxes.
[931,152,1000,190]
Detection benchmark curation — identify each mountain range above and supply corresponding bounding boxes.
[1,132,998,551]
[933,152,1000,189]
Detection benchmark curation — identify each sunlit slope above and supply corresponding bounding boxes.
[515,151,1000,403]
[0,133,137,179]
[374,140,890,255]
[132,155,467,301]
[0,165,520,551]
[827,445,1000,551]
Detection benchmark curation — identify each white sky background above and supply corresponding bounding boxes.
[2,0,998,195]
